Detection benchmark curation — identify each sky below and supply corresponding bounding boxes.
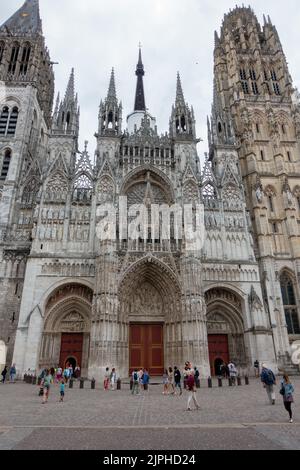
[1,0,300,159]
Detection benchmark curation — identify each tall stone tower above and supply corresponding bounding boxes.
[211,6,300,369]
[0,0,54,365]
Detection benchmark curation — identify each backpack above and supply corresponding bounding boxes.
[133,372,138,381]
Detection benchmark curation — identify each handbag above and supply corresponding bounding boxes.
[279,384,285,396]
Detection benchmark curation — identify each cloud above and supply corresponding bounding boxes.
[2,0,300,158]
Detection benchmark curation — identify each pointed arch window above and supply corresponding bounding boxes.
[0,149,12,181]
[271,69,281,95]
[7,107,19,136]
[0,106,9,135]
[240,68,249,94]
[8,42,20,74]
[249,68,259,95]
[0,41,4,65]
[280,272,300,335]
[19,42,31,76]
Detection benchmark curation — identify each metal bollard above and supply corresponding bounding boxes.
[37,377,41,386]
[245,376,249,385]
[144,383,148,391]
[208,377,212,388]
[69,378,73,389]
[130,379,133,391]
[237,376,242,386]
[80,378,84,389]
[32,376,37,385]
[196,378,200,389]
[228,377,232,387]
[91,378,95,389]
[218,378,223,387]
[23,374,27,382]
[117,378,121,390]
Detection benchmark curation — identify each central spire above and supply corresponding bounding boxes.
[134,46,146,112]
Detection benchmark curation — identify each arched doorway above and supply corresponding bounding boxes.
[205,287,247,375]
[39,283,93,377]
[119,257,182,376]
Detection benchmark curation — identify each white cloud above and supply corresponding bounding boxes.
[2,0,300,158]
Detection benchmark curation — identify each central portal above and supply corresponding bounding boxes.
[129,324,164,376]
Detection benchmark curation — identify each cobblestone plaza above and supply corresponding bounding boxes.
[0,378,300,450]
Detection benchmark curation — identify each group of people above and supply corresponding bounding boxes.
[131,368,150,394]
[104,367,118,390]
[37,369,65,404]
[1,364,16,384]
[219,362,238,383]
[39,364,81,384]
[260,363,295,423]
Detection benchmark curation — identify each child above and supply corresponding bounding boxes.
[60,378,65,402]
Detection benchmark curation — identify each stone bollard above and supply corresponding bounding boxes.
[91,378,95,390]
[237,376,242,386]
[69,378,73,389]
[228,377,232,387]
[208,377,212,388]
[32,376,37,385]
[23,374,27,382]
[245,376,249,385]
[80,378,84,389]
[27,375,31,384]
[144,383,148,391]
[218,378,222,387]
[117,378,121,390]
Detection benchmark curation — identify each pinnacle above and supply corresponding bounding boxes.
[107,68,117,102]
[176,72,185,106]
[64,68,75,102]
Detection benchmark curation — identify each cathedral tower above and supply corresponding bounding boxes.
[0,0,54,365]
[211,6,300,369]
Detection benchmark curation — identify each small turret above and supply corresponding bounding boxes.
[169,73,196,140]
[98,68,122,137]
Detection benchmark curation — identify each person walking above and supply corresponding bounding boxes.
[138,368,144,393]
[186,370,200,411]
[261,363,276,405]
[9,364,16,383]
[142,369,150,391]
[194,367,200,388]
[1,365,8,384]
[110,368,117,390]
[63,367,70,384]
[59,378,65,402]
[168,367,175,395]
[254,360,260,378]
[104,367,110,390]
[280,374,295,423]
[174,366,182,396]
[56,366,62,383]
[42,369,53,404]
[162,369,169,395]
[228,361,237,385]
[131,369,140,395]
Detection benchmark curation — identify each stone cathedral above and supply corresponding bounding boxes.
[0,1,299,379]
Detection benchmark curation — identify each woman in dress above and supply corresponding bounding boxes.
[280,374,295,423]
[162,369,169,395]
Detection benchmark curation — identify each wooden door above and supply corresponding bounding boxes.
[129,324,164,376]
[208,334,229,376]
[59,333,83,369]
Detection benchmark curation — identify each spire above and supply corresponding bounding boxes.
[64,68,75,103]
[134,46,146,111]
[107,68,117,103]
[176,72,185,106]
[0,0,42,35]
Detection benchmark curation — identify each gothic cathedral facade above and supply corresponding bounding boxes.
[0,1,299,379]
